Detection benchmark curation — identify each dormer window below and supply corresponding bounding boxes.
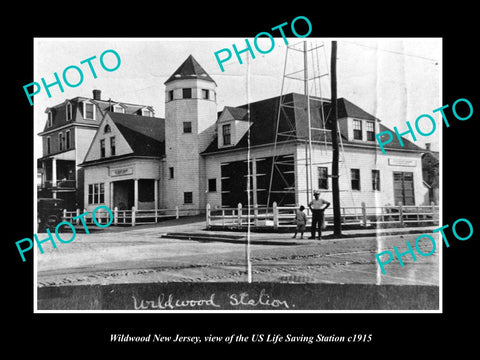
[366,121,375,141]
[113,104,125,113]
[84,102,95,120]
[222,124,231,146]
[142,108,152,117]
[66,102,72,121]
[47,111,53,127]
[353,119,362,140]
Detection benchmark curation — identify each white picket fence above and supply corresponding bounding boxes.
[61,202,439,229]
[206,202,439,229]
[62,206,202,227]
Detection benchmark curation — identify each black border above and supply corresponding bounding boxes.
[7,6,479,353]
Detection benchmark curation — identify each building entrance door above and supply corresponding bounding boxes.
[393,171,415,205]
[113,180,134,210]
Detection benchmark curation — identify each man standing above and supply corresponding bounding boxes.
[308,190,330,240]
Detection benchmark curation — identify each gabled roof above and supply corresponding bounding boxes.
[79,112,165,167]
[107,112,165,157]
[222,106,248,121]
[164,55,216,85]
[202,92,423,154]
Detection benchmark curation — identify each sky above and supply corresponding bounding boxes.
[33,37,442,156]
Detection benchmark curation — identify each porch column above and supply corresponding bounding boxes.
[134,178,139,210]
[52,158,57,187]
[109,182,114,209]
[154,179,158,210]
[40,161,46,186]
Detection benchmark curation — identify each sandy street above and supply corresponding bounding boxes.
[35,217,439,287]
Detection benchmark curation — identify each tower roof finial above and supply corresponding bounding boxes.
[164,55,216,85]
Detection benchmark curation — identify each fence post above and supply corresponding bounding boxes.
[131,206,136,227]
[114,207,118,226]
[254,204,259,227]
[175,206,179,219]
[361,202,367,227]
[431,201,436,222]
[84,209,88,224]
[63,208,67,221]
[341,207,345,226]
[206,203,211,228]
[273,202,278,230]
[399,202,404,227]
[76,209,80,225]
[237,203,242,228]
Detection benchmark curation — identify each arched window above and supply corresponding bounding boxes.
[104,124,111,133]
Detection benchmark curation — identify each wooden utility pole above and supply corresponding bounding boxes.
[330,41,342,236]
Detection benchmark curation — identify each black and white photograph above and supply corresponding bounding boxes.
[32,37,441,311]
[6,8,479,353]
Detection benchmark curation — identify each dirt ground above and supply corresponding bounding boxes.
[35,216,440,287]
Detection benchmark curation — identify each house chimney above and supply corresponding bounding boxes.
[93,89,101,100]
[425,143,431,151]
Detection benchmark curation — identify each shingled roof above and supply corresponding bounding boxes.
[164,55,216,85]
[79,112,165,167]
[108,112,165,157]
[202,93,423,154]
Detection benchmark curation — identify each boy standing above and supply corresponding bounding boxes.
[292,205,307,239]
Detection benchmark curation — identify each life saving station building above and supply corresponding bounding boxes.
[38,55,429,214]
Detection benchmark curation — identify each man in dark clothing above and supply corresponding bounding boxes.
[308,190,330,240]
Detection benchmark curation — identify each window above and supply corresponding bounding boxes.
[353,120,362,140]
[84,102,95,120]
[351,169,361,190]
[168,90,174,102]
[184,191,193,204]
[142,108,152,117]
[66,103,72,121]
[113,104,125,113]
[202,89,209,100]
[169,167,174,179]
[110,136,116,156]
[59,132,64,151]
[182,88,192,99]
[88,183,105,204]
[46,136,51,154]
[393,172,415,205]
[366,121,375,141]
[222,124,231,146]
[104,124,111,133]
[100,139,105,158]
[318,167,328,190]
[208,178,217,192]
[47,111,53,127]
[183,121,192,133]
[372,169,380,191]
[65,130,71,149]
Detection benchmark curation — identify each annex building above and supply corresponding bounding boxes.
[38,55,431,215]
